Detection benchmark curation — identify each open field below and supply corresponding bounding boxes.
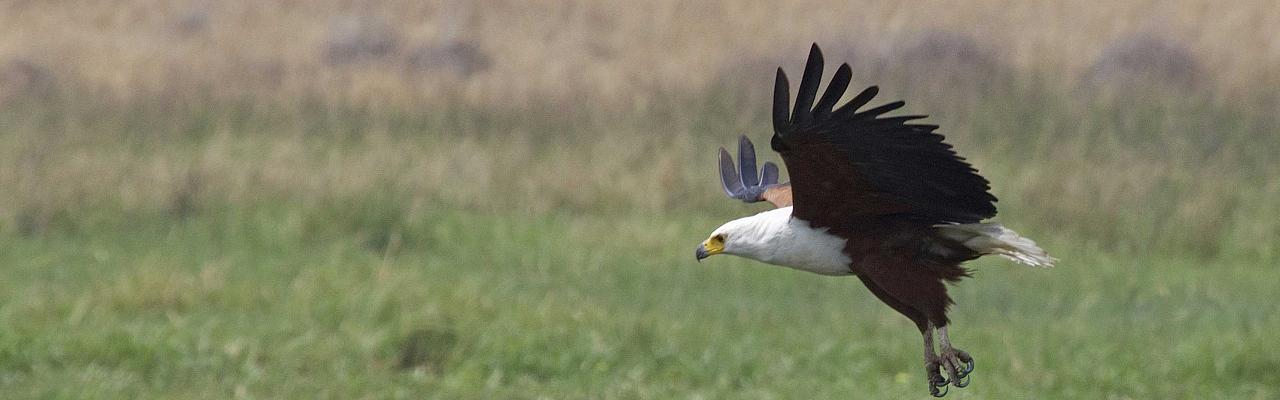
[2,207,1277,399]
[2,0,1279,398]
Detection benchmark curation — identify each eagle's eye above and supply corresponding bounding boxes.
[713,234,725,244]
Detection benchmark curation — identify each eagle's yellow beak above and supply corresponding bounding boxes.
[695,235,725,262]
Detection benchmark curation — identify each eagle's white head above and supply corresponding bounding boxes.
[695,207,855,276]
[695,209,782,261]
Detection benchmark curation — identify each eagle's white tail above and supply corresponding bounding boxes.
[935,223,1057,268]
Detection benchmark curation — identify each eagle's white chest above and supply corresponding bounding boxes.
[727,207,854,276]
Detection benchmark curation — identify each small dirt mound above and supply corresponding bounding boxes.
[323,15,401,65]
[875,30,1011,90]
[0,59,57,104]
[406,41,492,77]
[1085,33,1202,90]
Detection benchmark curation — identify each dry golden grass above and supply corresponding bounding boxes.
[4,0,1280,108]
[1,0,1278,257]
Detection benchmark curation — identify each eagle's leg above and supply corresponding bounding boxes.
[855,276,950,396]
[921,326,949,397]
[936,325,975,387]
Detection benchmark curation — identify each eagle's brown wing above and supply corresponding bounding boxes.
[770,44,997,227]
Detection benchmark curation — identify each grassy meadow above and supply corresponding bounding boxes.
[2,1,1279,398]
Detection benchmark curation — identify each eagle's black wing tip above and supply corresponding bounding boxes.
[791,44,826,127]
[772,68,791,135]
[813,63,852,120]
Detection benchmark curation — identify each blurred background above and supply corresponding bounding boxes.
[1,1,1277,398]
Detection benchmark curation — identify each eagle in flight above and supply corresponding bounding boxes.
[695,44,1055,397]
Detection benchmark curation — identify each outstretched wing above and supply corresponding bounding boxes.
[719,136,792,208]
[770,44,997,226]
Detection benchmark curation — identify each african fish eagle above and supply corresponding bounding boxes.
[695,44,1055,397]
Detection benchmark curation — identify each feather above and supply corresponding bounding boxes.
[718,147,744,197]
[935,223,1057,268]
[852,101,906,120]
[772,69,791,135]
[767,44,997,224]
[832,86,879,118]
[812,63,852,120]
[738,135,759,187]
[791,44,825,127]
[760,162,779,185]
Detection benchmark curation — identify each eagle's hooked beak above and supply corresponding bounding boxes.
[695,245,710,262]
[695,236,725,262]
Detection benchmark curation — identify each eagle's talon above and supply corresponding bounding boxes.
[929,382,949,398]
[937,347,973,390]
[952,357,972,379]
[932,376,949,386]
[926,359,949,395]
[957,348,972,374]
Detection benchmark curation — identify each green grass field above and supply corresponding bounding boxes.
[1,204,1277,399]
[2,87,1279,399]
[3,1,1280,398]
[2,88,1277,398]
